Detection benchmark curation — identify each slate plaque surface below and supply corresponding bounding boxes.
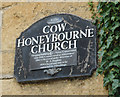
[30,48,77,70]
[14,14,97,82]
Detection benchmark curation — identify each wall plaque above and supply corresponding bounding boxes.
[14,14,97,82]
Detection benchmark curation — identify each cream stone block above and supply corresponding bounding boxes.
[2,74,108,95]
[2,51,14,74]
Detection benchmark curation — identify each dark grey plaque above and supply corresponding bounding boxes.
[30,48,77,70]
[14,14,97,82]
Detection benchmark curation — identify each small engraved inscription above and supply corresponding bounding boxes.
[29,48,77,70]
[14,14,97,82]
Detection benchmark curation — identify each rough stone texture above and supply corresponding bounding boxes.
[2,52,14,75]
[1,2,108,95]
[0,6,2,96]
[0,54,2,74]
[0,80,2,97]
[2,2,93,51]
[2,74,108,95]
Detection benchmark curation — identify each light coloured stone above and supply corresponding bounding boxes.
[2,2,92,51]
[0,80,2,97]
[1,2,15,9]
[0,53,2,74]
[2,52,14,74]
[2,73,108,95]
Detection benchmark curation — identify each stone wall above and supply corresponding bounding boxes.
[0,2,108,95]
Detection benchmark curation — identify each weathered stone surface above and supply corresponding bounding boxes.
[0,53,2,74]
[2,74,108,95]
[1,2,16,10]
[2,2,92,51]
[1,2,108,95]
[0,80,2,97]
[2,52,14,74]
